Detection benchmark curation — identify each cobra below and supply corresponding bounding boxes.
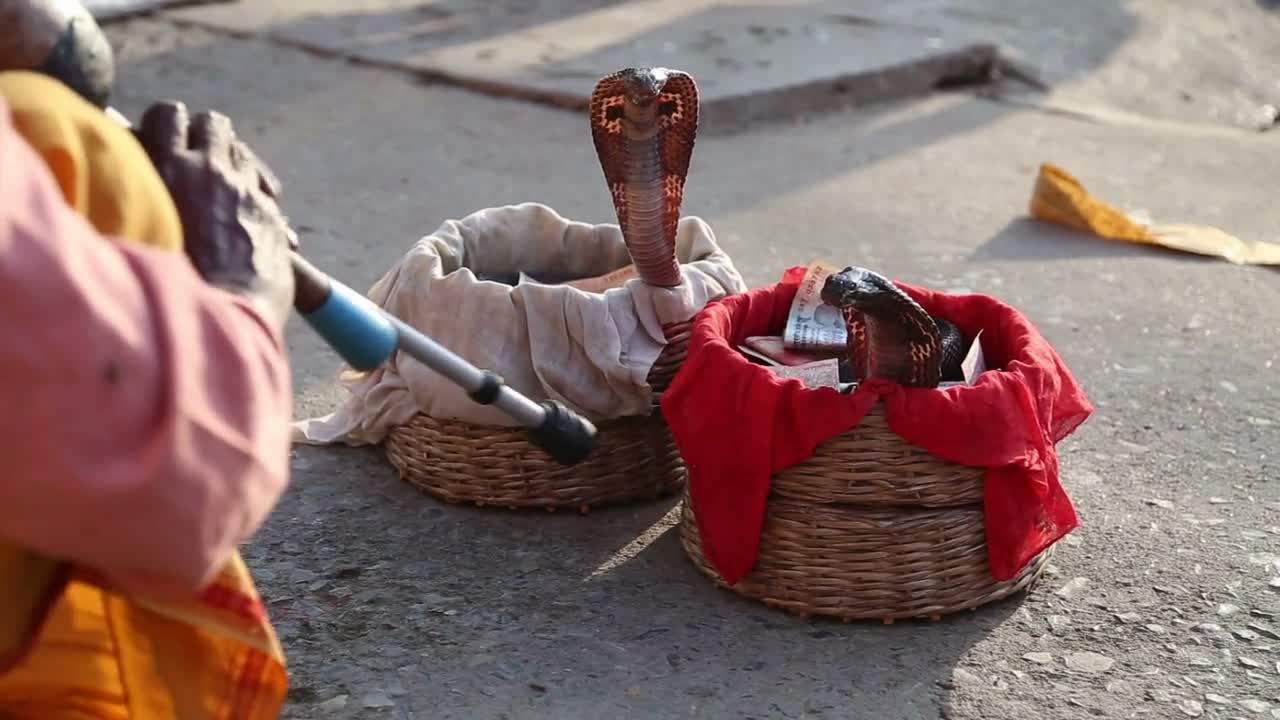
[820,266,969,388]
[589,67,699,288]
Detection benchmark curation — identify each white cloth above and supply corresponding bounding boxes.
[293,202,747,446]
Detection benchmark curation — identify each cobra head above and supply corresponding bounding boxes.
[821,266,881,306]
[822,266,909,318]
[618,67,670,106]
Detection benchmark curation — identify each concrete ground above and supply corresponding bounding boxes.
[102,2,1279,718]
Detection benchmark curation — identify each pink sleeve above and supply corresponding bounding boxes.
[0,105,293,597]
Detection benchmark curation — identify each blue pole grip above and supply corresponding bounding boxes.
[298,283,399,371]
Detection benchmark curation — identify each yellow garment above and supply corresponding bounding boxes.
[0,71,182,251]
[1029,162,1280,266]
[0,71,287,719]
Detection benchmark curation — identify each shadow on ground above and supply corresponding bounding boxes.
[108,5,1141,253]
[236,0,1142,131]
[260,444,1030,718]
[970,218,1223,266]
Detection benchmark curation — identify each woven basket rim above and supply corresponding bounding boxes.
[677,483,1052,621]
[386,406,686,511]
[683,279,1084,403]
[383,321,691,510]
[417,202,730,284]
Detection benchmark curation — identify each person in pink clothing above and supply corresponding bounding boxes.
[1,3,302,709]
[0,87,297,600]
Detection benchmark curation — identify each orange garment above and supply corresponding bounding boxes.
[0,70,288,719]
[1029,162,1280,265]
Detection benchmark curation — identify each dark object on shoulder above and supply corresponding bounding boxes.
[0,1,115,108]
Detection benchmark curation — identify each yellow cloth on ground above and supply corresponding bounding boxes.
[0,71,287,720]
[1029,162,1280,266]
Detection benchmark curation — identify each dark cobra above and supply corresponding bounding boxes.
[589,67,699,288]
[820,266,968,388]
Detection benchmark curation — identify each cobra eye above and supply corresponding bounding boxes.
[605,105,624,121]
[659,100,678,115]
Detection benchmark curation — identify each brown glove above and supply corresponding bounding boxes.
[134,100,297,331]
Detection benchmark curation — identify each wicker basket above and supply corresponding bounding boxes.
[385,320,691,513]
[677,401,1052,622]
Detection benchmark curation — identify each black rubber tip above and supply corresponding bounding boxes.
[468,371,504,405]
[527,400,596,466]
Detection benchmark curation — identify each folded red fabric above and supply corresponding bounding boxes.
[660,267,1093,586]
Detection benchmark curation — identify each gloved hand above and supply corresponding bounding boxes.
[134,100,298,331]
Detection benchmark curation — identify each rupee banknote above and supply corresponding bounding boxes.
[783,260,849,351]
[742,336,838,366]
[515,265,639,293]
[771,358,841,389]
[563,265,639,293]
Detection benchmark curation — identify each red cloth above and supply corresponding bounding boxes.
[660,267,1093,586]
